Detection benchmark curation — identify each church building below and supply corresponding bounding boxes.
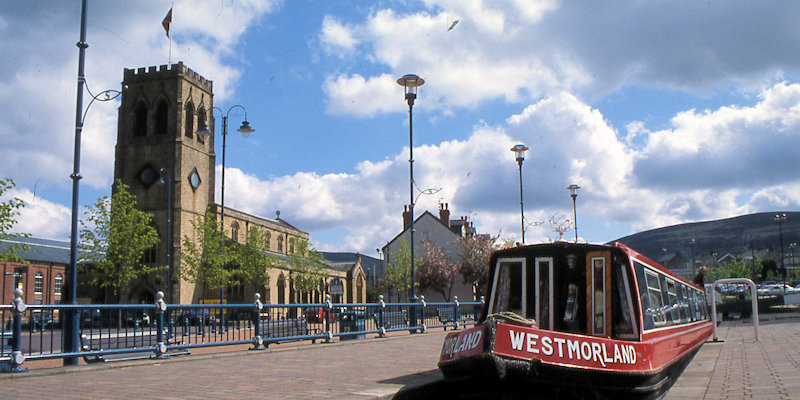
[113,62,365,305]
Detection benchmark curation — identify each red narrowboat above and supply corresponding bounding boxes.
[438,242,712,399]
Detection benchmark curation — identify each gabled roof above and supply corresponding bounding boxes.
[0,236,72,264]
[382,210,459,251]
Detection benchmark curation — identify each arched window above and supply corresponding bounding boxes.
[265,231,271,250]
[184,101,194,139]
[197,107,206,143]
[277,274,286,304]
[357,275,364,303]
[134,101,148,137]
[289,238,295,254]
[155,99,169,135]
[34,272,44,294]
[277,236,284,253]
[54,274,63,295]
[231,221,240,242]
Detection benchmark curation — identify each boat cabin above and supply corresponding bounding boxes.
[484,242,709,341]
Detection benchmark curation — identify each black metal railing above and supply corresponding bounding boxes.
[1,290,483,372]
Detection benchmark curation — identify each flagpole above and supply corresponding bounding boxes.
[168,3,173,64]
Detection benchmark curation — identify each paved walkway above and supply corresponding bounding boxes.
[2,317,800,399]
[666,315,800,400]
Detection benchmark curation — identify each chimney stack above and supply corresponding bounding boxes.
[403,205,412,230]
[439,203,451,227]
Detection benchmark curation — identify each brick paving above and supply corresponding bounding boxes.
[0,330,447,399]
[3,317,800,399]
[666,315,800,400]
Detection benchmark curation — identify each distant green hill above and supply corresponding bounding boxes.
[611,212,800,266]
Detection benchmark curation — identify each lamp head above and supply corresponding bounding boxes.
[397,74,424,105]
[510,144,529,164]
[197,122,211,141]
[567,184,581,198]
[237,120,254,138]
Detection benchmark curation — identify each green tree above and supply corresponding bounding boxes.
[418,240,459,301]
[181,208,231,298]
[79,180,162,297]
[379,238,419,301]
[457,233,499,299]
[0,178,31,262]
[286,238,326,302]
[706,259,756,283]
[234,227,277,295]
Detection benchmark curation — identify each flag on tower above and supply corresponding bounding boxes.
[162,8,173,37]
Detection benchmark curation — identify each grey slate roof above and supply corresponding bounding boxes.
[0,236,72,264]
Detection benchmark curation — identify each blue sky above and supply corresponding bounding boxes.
[1,0,799,256]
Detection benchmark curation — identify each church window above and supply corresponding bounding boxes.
[289,238,295,254]
[197,108,206,143]
[134,101,148,137]
[277,236,284,253]
[184,102,194,139]
[155,99,169,135]
[231,222,240,242]
[277,274,286,304]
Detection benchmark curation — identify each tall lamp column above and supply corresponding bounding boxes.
[511,145,529,244]
[775,213,787,291]
[198,105,254,308]
[397,74,424,303]
[567,184,581,243]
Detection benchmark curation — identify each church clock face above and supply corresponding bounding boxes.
[138,166,157,186]
[188,168,201,191]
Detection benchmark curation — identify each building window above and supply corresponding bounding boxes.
[34,272,43,294]
[277,274,286,304]
[231,222,240,242]
[289,238,295,254]
[357,276,364,303]
[184,102,194,139]
[54,274,63,295]
[142,244,157,264]
[197,108,206,143]
[134,101,148,137]
[155,99,169,135]
[265,232,271,250]
[277,236,284,253]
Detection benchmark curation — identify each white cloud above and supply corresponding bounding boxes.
[323,73,400,116]
[6,189,72,240]
[319,16,360,57]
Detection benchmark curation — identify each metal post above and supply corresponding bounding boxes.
[5,289,28,373]
[324,294,333,343]
[408,102,416,303]
[378,295,386,337]
[419,295,427,333]
[776,214,786,290]
[220,115,227,322]
[65,0,89,366]
[154,291,168,359]
[571,194,578,243]
[711,279,759,342]
[251,293,264,350]
[517,160,525,244]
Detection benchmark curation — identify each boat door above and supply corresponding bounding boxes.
[534,256,554,330]
[586,251,612,337]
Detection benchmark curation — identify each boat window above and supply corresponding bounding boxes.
[592,257,606,335]
[535,257,553,330]
[665,279,679,322]
[613,261,637,339]
[644,269,667,326]
[489,258,526,318]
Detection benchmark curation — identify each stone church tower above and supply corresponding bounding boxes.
[114,62,214,304]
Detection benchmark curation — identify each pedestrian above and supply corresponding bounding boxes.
[693,266,707,287]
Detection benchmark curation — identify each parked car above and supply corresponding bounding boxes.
[123,310,151,328]
[80,309,103,328]
[29,311,54,331]
[757,284,800,296]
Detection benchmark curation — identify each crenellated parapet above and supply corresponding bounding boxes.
[123,61,213,93]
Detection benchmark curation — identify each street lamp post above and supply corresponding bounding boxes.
[775,213,787,290]
[397,74,424,304]
[511,145,529,244]
[198,105,254,308]
[567,184,580,243]
[689,238,697,277]
[158,169,173,303]
[65,0,122,366]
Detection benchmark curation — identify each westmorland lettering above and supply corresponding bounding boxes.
[506,328,637,368]
[442,329,483,358]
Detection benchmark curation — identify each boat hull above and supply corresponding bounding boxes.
[439,320,711,399]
